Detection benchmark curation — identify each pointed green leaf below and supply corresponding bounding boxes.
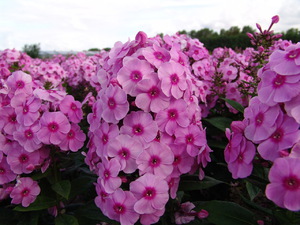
[52,180,71,200]
[203,117,233,132]
[222,98,244,113]
[179,176,224,191]
[55,214,78,225]
[246,181,261,201]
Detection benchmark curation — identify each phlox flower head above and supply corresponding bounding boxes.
[266,157,300,211]
[59,123,86,152]
[37,111,71,145]
[143,44,171,68]
[170,143,195,176]
[10,177,41,207]
[6,71,33,96]
[59,95,83,123]
[0,106,19,135]
[130,173,169,214]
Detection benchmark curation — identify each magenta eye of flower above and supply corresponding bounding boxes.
[168,109,178,120]
[154,51,164,60]
[102,134,109,144]
[170,74,179,85]
[25,129,33,139]
[185,134,194,144]
[148,86,160,98]
[237,154,244,162]
[132,124,144,135]
[272,75,286,88]
[227,70,232,75]
[48,122,59,132]
[283,176,300,190]
[130,70,142,82]
[149,156,161,167]
[19,154,29,163]
[9,114,17,123]
[286,49,300,59]
[23,105,29,114]
[107,98,116,109]
[103,169,110,179]
[118,148,130,159]
[255,113,264,126]
[68,130,75,139]
[113,203,126,214]
[71,103,77,111]
[143,187,156,200]
[0,167,5,174]
[21,188,30,197]
[271,129,283,142]
[173,155,181,166]
[16,80,25,89]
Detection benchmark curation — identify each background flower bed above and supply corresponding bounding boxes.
[0,16,300,225]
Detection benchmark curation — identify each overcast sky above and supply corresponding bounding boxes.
[0,0,299,51]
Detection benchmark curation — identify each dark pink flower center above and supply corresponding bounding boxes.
[227,70,232,76]
[67,130,75,139]
[283,175,300,190]
[21,188,30,197]
[237,153,244,163]
[48,122,59,132]
[255,112,264,126]
[102,134,108,144]
[130,70,142,82]
[271,128,283,143]
[25,129,33,139]
[9,114,17,123]
[108,98,116,109]
[0,167,5,174]
[170,74,179,85]
[71,103,77,111]
[286,49,300,60]
[173,155,181,166]
[113,203,126,215]
[19,154,29,163]
[118,148,130,160]
[103,169,110,180]
[154,51,164,61]
[168,109,178,120]
[132,124,144,136]
[185,134,194,144]
[148,86,160,99]
[143,187,156,200]
[23,105,29,114]
[149,156,161,167]
[16,80,25,89]
[272,75,286,88]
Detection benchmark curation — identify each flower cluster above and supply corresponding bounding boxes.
[85,31,213,224]
[0,70,86,207]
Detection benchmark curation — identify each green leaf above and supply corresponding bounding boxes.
[52,180,71,200]
[246,181,261,201]
[222,98,244,113]
[55,214,79,225]
[69,176,95,199]
[179,176,224,191]
[14,196,56,212]
[195,200,256,225]
[203,117,233,132]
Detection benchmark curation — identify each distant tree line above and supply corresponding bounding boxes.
[178,26,300,51]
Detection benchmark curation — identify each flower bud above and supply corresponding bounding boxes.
[271,15,279,24]
[197,209,209,219]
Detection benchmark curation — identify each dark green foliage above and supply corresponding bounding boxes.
[22,43,41,58]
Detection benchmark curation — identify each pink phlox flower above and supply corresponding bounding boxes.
[7,144,40,174]
[94,182,110,215]
[192,59,213,80]
[37,111,71,145]
[6,71,33,96]
[0,156,17,185]
[258,70,300,106]
[97,157,122,194]
[59,95,83,123]
[106,188,139,225]
[107,134,143,173]
[266,157,300,211]
[174,125,207,157]
[137,141,174,178]
[140,208,165,225]
[175,202,196,225]
[227,135,256,179]
[166,175,180,199]
[10,177,41,207]
[120,111,158,147]
[59,123,86,152]
[142,44,171,68]
[94,122,119,158]
[100,84,129,124]
[155,99,190,136]
[117,56,153,96]
[187,42,209,60]
[158,61,187,99]
[269,43,300,75]
[135,74,170,113]
[0,106,19,135]
[197,144,213,180]
[169,47,190,70]
[257,114,300,161]
[87,100,103,132]
[290,142,300,158]
[13,121,42,152]
[170,143,194,176]
[11,94,41,126]
[284,94,300,124]
[33,88,66,103]
[0,133,19,155]
[130,173,169,214]
[244,97,281,143]
[220,65,238,81]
